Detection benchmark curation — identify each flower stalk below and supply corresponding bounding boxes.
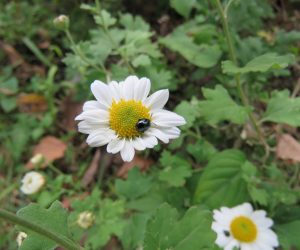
[0,209,83,250]
[213,0,268,158]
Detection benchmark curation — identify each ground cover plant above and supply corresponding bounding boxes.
[0,0,300,249]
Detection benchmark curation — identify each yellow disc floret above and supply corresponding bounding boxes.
[109,99,151,138]
[230,216,257,242]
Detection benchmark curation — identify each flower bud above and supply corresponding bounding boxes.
[16,232,27,246]
[30,153,44,166]
[53,15,69,31]
[20,171,45,195]
[77,211,95,229]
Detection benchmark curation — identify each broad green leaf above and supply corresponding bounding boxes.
[198,85,248,125]
[160,30,221,68]
[222,53,295,75]
[263,90,300,126]
[170,0,196,18]
[115,167,153,200]
[17,201,71,250]
[175,99,201,129]
[0,96,17,112]
[132,54,151,67]
[0,76,18,93]
[193,150,250,208]
[94,10,116,28]
[276,221,300,250]
[119,13,149,31]
[144,203,215,250]
[186,139,217,163]
[159,151,192,187]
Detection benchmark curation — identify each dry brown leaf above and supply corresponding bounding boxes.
[26,136,67,169]
[60,97,83,131]
[17,93,47,113]
[117,155,153,178]
[81,149,101,187]
[276,134,300,163]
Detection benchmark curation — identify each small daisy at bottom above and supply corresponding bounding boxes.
[75,75,186,162]
[212,203,279,250]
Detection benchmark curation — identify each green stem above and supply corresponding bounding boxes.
[0,209,83,250]
[0,183,18,203]
[214,0,268,154]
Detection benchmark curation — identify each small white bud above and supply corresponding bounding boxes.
[77,211,95,229]
[20,171,45,195]
[16,232,27,246]
[30,154,44,166]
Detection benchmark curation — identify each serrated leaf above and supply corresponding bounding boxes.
[159,151,192,187]
[187,139,217,163]
[276,220,300,250]
[198,85,248,125]
[144,203,215,250]
[175,99,201,129]
[17,201,71,250]
[94,10,116,28]
[222,53,295,75]
[263,90,300,126]
[193,150,250,208]
[160,30,221,68]
[115,167,153,200]
[119,13,149,31]
[170,0,196,18]
[132,54,151,67]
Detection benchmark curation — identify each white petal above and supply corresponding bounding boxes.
[258,230,279,247]
[75,109,109,124]
[224,239,239,250]
[134,77,151,101]
[152,109,186,127]
[78,121,107,134]
[123,76,138,100]
[146,127,170,143]
[159,127,181,139]
[141,134,158,148]
[86,129,116,147]
[240,244,253,250]
[144,89,169,110]
[83,100,106,111]
[107,138,125,154]
[251,210,273,229]
[120,140,135,162]
[91,80,113,107]
[132,137,146,150]
[108,81,121,101]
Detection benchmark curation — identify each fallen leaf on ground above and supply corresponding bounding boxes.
[26,136,67,169]
[17,93,47,113]
[276,134,300,163]
[59,96,83,131]
[81,149,101,187]
[116,155,153,178]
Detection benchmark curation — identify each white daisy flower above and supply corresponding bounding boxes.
[75,75,186,162]
[16,231,27,246]
[212,203,279,250]
[20,171,45,195]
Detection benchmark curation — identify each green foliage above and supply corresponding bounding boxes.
[116,167,153,200]
[276,221,300,250]
[198,85,248,125]
[170,0,196,18]
[263,90,300,126]
[193,150,251,208]
[144,203,216,250]
[222,53,295,75]
[159,151,192,187]
[17,201,70,250]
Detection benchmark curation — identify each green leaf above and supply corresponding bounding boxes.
[0,76,18,94]
[193,150,250,208]
[187,139,217,163]
[115,167,153,200]
[119,13,149,31]
[94,10,116,28]
[17,201,70,250]
[159,151,192,187]
[0,96,17,112]
[276,220,300,250]
[160,30,221,68]
[263,90,300,126]
[175,99,201,129]
[144,203,216,250]
[222,53,295,75]
[132,54,151,67]
[198,85,248,125]
[170,0,196,18]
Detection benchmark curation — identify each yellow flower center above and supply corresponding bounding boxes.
[230,216,257,242]
[109,99,151,138]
